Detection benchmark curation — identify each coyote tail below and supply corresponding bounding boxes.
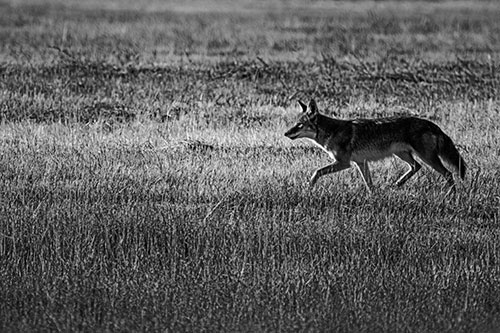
[438,134,466,180]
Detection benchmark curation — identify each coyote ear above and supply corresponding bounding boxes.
[298,100,307,113]
[309,98,319,115]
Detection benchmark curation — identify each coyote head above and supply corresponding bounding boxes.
[284,99,319,140]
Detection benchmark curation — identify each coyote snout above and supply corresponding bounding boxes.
[285,99,466,191]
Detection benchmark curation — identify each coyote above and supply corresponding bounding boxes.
[284,99,466,191]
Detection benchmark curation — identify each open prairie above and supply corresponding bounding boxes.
[1,0,500,331]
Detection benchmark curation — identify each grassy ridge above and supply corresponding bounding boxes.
[1,0,500,331]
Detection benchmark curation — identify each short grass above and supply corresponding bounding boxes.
[1,0,500,331]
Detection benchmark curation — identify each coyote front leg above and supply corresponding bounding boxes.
[354,161,373,192]
[310,161,350,187]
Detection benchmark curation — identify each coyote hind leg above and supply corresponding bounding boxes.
[416,152,455,187]
[394,152,422,187]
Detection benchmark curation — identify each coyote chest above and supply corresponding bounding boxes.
[307,138,337,160]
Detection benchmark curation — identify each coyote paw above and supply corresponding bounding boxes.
[444,184,457,197]
[309,173,319,188]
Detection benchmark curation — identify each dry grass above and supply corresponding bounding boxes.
[1,0,500,331]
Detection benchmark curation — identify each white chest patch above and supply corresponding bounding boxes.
[307,138,336,160]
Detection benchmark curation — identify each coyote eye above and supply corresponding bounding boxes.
[297,123,304,129]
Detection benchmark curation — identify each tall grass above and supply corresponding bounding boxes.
[1,0,500,331]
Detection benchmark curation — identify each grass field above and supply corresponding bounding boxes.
[1,0,500,331]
